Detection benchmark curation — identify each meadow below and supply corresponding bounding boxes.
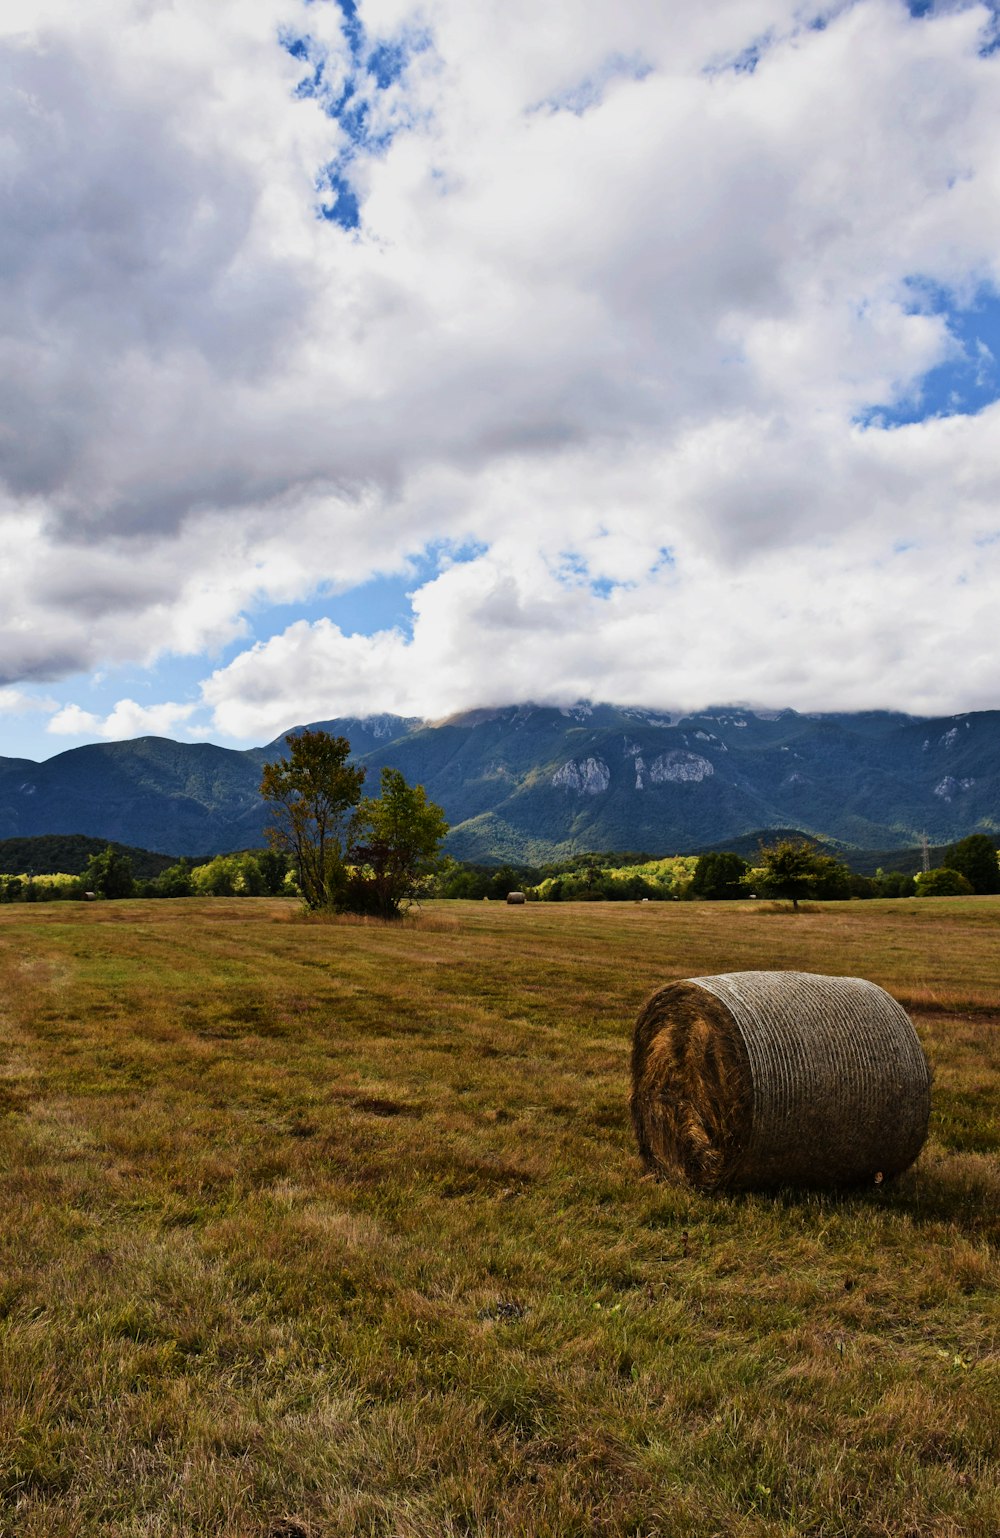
[0,895,997,1537]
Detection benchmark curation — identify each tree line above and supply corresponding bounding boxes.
[0,847,293,904]
[434,835,999,905]
[432,851,690,902]
[695,833,1000,907]
[4,830,996,909]
[4,829,996,910]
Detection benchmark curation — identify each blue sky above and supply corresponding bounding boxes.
[3,0,1000,759]
[858,284,1000,425]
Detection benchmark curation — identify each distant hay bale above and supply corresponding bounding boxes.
[630,971,930,1192]
[506,891,526,905]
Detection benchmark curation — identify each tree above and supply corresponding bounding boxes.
[260,731,367,911]
[345,768,449,920]
[191,855,238,897]
[942,834,1000,895]
[257,849,290,897]
[233,853,267,896]
[84,845,135,899]
[809,854,854,901]
[873,868,915,898]
[689,851,748,900]
[915,866,974,897]
[752,837,850,911]
[155,858,193,898]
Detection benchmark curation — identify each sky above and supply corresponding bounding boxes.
[3,0,1000,760]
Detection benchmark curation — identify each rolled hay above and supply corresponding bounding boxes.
[630,971,931,1192]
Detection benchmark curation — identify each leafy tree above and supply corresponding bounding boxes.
[85,845,135,899]
[872,868,915,898]
[689,851,749,900]
[190,852,276,897]
[241,854,270,896]
[485,866,517,898]
[752,838,850,911]
[942,834,1000,895]
[914,866,975,897]
[809,855,854,900]
[156,858,194,898]
[434,859,483,899]
[259,731,366,911]
[345,768,448,920]
[191,856,237,897]
[257,849,290,897]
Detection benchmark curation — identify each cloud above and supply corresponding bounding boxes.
[3,0,1000,731]
[0,687,58,716]
[47,698,197,739]
[201,453,1000,741]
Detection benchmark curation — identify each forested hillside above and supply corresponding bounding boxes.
[1,704,998,861]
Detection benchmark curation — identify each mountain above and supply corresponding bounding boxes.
[0,736,271,856]
[0,703,998,861]
[266,714,422,754]
[357,705,1000,861]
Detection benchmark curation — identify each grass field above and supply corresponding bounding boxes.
[0,895,997,1537]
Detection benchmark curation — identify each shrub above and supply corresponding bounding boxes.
[914,867,974,897]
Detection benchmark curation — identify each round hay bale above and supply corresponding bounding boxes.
[506,891,526,905]
[630,971,930,1192]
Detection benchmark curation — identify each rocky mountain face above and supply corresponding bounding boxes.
[1,703,998,861]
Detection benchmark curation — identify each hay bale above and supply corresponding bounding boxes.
[506,891,526,905]
[630,970,930,1191]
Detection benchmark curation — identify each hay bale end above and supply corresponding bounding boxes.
[630,970,930,1191]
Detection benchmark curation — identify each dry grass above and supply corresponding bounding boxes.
[0,894,997,1536]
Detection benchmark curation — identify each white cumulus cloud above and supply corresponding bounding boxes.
[47,698,197,739]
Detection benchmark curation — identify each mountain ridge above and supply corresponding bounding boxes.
[1,702,997,861]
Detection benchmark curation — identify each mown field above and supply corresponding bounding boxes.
[0,895,997,1538]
